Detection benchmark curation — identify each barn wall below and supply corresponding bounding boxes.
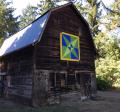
[35,6,95,71]
[4,46,34,104]
[32,6,96,106]
[32,70,50,106]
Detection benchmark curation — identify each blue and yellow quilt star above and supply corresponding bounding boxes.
[60,32,80,61]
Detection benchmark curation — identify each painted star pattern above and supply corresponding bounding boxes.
[61,33,80,61]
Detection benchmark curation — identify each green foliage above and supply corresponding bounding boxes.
[96,76,111,90]
[93,0,120,88]
[37,0,55,15]
[103,0,120,30]
[19,0,56,29]
[0,38,4,46]
[95,32,120,88]
[75,0,101,35]
[0,0,19,47]
[96,58,120,87]
[0,0,18,41]
[19,5,38,29]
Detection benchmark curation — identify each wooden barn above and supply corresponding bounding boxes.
[0,3,97,106]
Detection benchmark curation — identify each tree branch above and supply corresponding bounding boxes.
[101,0,120,15]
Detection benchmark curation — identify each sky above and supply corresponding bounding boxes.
[9,0,114,16]
[10,0,40,16]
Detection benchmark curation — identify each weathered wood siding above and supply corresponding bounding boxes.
[35,6,95,71]
[32,6,96,106]
[4,46,34,103]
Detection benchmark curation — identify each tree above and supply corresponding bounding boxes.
[37,0,55,15]
[0,0,18,43]
[19,5,38,29]
[75,0,101,36]
[95,32,120,87]
[102,0,120,30]
[19,0,56,29]
[94,0,120,88]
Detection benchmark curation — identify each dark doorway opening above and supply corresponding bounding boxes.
[49,72,91,97]
[0,75,5,97]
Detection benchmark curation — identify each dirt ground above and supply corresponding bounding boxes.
[61,90,120,112]
[0,90,120,112]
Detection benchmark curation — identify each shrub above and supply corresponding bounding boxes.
[96,76,111,91]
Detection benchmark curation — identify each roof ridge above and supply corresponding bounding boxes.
[5,2,73,40]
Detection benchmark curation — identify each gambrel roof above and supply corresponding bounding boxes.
[0,3,96,57]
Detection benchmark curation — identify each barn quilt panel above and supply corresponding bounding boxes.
[60,32,80,61]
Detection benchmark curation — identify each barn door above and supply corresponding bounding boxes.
[75,72,91,98]
[0,75,7,97]
[80,73,91,98]
[67,73,76,91]
[0,75,4,97]
[49,72,67,93]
